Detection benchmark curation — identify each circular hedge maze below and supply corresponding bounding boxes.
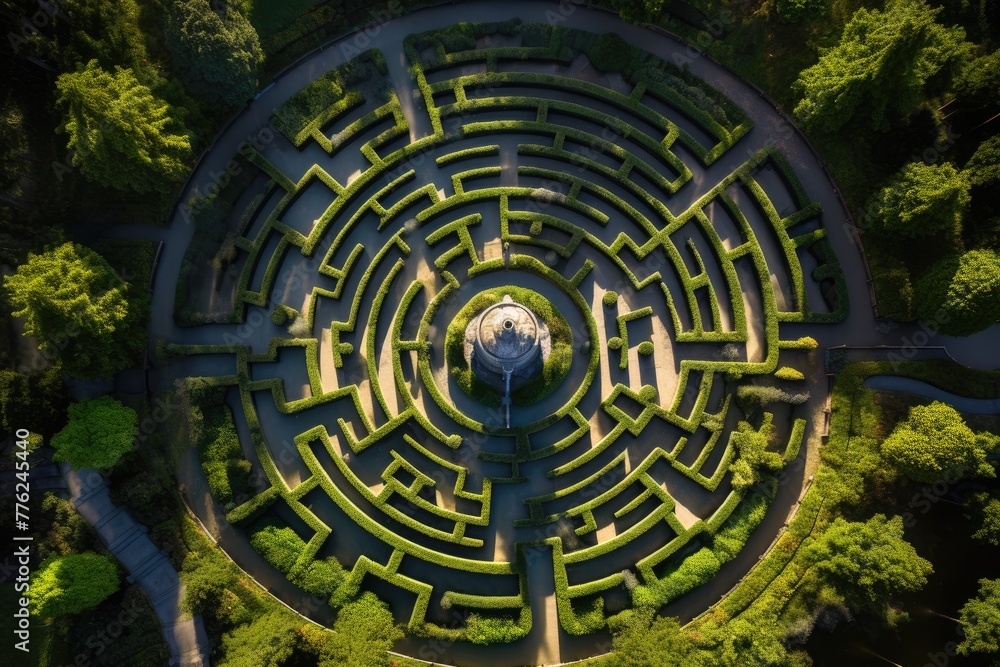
[170,17,848,664]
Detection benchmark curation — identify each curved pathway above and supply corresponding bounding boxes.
[863,376,1000,414]
[61,464,210,667]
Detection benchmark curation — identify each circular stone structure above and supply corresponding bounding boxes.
[472,295,542,376]
[157,4,862,666]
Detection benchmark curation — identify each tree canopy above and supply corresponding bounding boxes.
[315,592,403,667]
[803,514,932,610]
[165,0,264,107]
[793,0,969,132]
[777,0,829,23]
[217,611,302,667]
[958,578,1000,657]
[3,242,144,377]
[866,162,970,239]
[914,249,1000,336]
[608,608,701,667]
[287,593,406,667]
[30,552,120,619]
[966,135,1000,191]
[969,492,1000,547]
[728,417,784,491]
[610,0,665,24]
[881,401,998,482]
[51,396,138,470]
[955,49,1000,110]
[55,60,192,195]
[7,0,146,71]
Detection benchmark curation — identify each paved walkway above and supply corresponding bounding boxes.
[62,464,210,667]
[863,375,1000,414]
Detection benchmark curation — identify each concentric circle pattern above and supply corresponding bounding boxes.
[170,17,848,662]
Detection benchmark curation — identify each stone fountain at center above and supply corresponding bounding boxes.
[464,294,548,427]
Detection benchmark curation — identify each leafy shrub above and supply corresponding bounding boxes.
[881,401,998,483]
[774,366,805,381]
[431,23,476,53]
[270,304,299,326]
[37,493,101,561]
[874,263,916,321]
[728,418,784,491]
[634,548,721,607]
[711,484,775,562]
[30,552,120,618]
[586,33,634,73]
[603,290,619,307]
[197,405,253,511]
[165,0,263,107]
[638,341,654,356]
[51,396,138,469]
[777,0,829,22]
[866,162,970,239]
[915,249,1000,335]
[736,385,810,411]
[465,613,527,645]
[4,242,147,377]
[290,557,346,602]
[249,518,305,573]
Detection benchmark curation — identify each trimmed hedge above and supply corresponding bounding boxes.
[271,49,387,146]
[197,404,252,512]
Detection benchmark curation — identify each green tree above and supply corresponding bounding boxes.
[969,492,1000,546]
[180,550,251,626]
[915,249,1000,335]
[37,493,101,561]
[3,242,144,378]
[165,0,264,107]
[312,593,403,667]
[610,0,665,24]
[55,60,191,195]
[955,49,1000,110]
[608,608,702,666]
[30,552,119,619]
[59,0,147,70]
[866,162,970,239]
[964,136,1000,247]
[958,578,1000,657]
[51,396,138,470]
[967,136,1000,191]
[728,416,784,491]
[6,0,146,71]
[697,611,809,667]
[217,611,303,667]
[881,402,998,483]
[803,515,932,611]
[778,0,829,23]
[793,0,969,132]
